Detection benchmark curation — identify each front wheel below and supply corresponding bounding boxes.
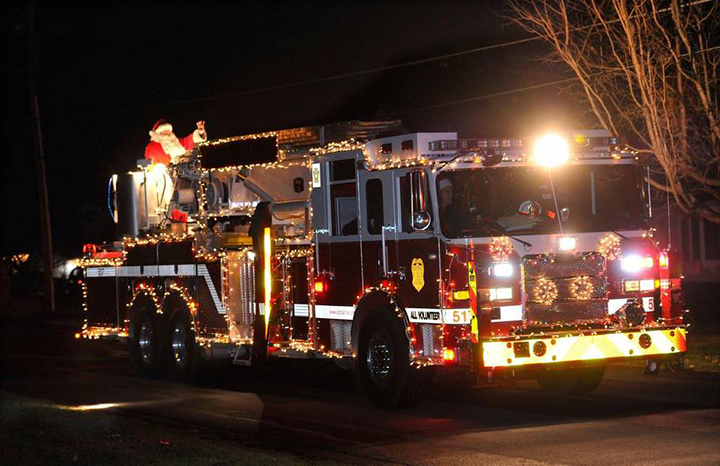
[357,309,430,408]
[537,364,606,396]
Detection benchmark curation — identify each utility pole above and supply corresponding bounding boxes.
[28,0,55,312]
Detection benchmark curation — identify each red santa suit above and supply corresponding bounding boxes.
[145,120,207,165]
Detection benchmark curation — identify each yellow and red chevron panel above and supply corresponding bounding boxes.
[482,327,686,368]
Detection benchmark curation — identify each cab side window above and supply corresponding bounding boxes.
[365,178,384,234]
[330,159,358,236]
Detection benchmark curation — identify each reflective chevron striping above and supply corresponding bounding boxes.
[482,328,686,367]
[196,264,227,315]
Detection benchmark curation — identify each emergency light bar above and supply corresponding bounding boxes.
[428,130,619,160]
[428,138,523,151]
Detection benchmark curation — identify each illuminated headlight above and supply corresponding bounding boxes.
[489,287,513,301]
[623,279,655,293]
[640,279,655,291]
[557,236,576,252]
[621,255,653,272]
[492,262,514,277]
[623,280,639,292]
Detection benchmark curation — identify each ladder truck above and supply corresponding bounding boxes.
[79,120,687,407]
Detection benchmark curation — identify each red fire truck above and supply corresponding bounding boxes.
[79,121,687,407]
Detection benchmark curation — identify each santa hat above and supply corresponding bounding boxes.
[151,119,173,134]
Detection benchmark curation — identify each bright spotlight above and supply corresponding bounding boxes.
[534,133,569,167]
[492,262,514,277]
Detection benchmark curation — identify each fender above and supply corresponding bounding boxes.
[351,289,413,357]
[161,285,200,331]
[127,285,162,340]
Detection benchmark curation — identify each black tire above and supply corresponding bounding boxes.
[130,310,161,376]
[167,310,202,381]
[537,364,606,396]
[357,308,430,408]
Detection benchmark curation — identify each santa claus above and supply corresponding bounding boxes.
[145,119,207,165]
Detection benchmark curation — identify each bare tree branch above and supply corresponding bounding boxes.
[507,0,720,223]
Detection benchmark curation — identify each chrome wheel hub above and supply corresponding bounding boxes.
[138,319,154,364]
[171,322,188,367]
[366,331,393,388]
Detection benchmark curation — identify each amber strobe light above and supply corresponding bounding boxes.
[443,348,457,362]
[264,227,272,337]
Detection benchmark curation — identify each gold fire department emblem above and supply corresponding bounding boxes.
[411,258,425,292]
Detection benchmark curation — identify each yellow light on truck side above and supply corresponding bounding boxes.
[452,290,470,301]
[264,227,272,337]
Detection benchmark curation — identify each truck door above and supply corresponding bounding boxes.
[358,170,397,289]
[394,169,442,324]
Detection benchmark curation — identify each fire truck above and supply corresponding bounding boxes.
[79,120,687,408]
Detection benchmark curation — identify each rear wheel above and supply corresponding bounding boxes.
[130,310,161,376]
[537,364,606,396]
[167,310,202,381]
[357,309,430,408]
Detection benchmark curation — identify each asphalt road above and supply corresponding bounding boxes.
[1,316,719,465]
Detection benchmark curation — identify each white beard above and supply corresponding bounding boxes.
[149,131,188,161]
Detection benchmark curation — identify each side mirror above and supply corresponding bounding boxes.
[410,170,432,231]
[412,211,431,230]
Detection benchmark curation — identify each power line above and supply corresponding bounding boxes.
[91,0,715,116]
[385,76,581,117]
[385,42,719,117]
[92,35,542,115]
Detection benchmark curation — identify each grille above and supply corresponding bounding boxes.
[523,252,605,279]
[523,252,607,324]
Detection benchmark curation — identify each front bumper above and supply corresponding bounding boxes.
[482,327,686,368]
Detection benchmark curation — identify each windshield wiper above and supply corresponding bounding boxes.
[507,234,533,250]
[611,230,630,240]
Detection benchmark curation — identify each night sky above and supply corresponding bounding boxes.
[3,1,588,258]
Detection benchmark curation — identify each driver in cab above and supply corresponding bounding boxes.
[439,178,465,237]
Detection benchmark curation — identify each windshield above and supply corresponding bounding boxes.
[436,164,647,238]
